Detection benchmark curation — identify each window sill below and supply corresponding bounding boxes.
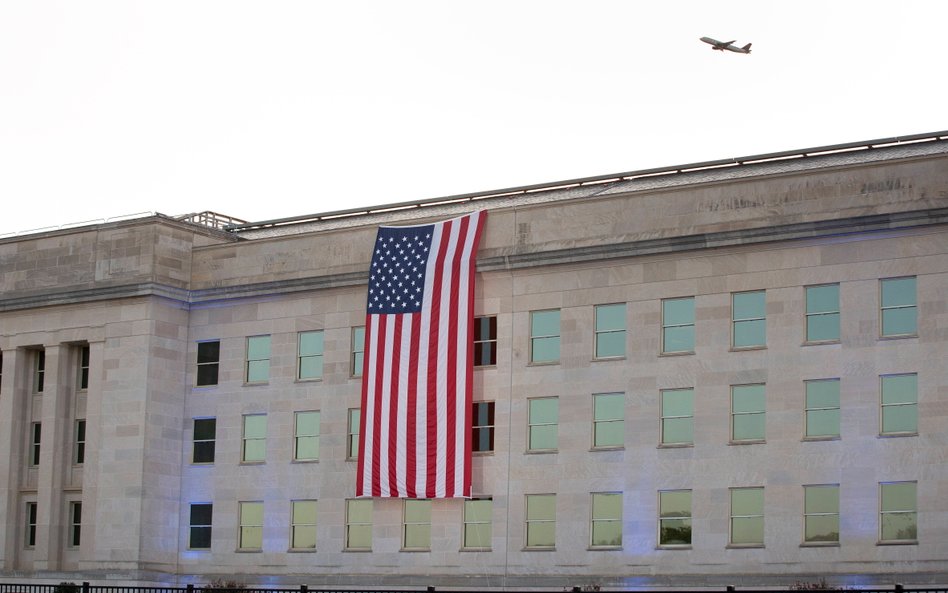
[190,462,215,466]
[802,340,841,347]
[400,547,431,553]
[877,540,918,546]
[235,549,262,553]
[726,543,764,549]
[525,449,558,455]
[474,364,497,370]
[802,435,840,442]
[527,361,560,367]
[343,547,372,552]
[658,443,694,449]
[194,384,219,390]
[345,457,358,462]
[879,334,918,341]
[292,459,319,464]
[800,541,840,547]
[473,451,495,456]
[656,545,692,550]
[659,351,695,357]
[878,432,918,439]
[588,545,623,551]
[460,547,492,552]
[522,546,555,552]
[729,345,766,352]
[295,377,323,383]
[239,461,266,466]
[287,548,317,553]
[242,381,270,387]
[592,356,626,363]
[590,446,625,452]
[729,439,766,445]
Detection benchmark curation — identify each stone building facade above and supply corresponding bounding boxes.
[1,132,947,589]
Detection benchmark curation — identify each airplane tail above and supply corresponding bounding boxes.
[742,43,752,52]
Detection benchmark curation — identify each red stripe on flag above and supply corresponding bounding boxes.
[443,215,469,496]
[405,312,421,498]
[370,316,387,497]
[387,315,403,496]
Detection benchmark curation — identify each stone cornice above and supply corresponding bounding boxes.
[1,208,946,312]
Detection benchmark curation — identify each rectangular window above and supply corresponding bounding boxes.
[463,498,492,549]
[472,401,495,453]
[528,397,558,452]
[732,290,766,348]
[347,408,361,460]
[530,309,560,364]
[590,492,622,548]
[34,350,45,393]
[74,420,86,465]
[345,499,372,550]
[351,326,365,377]
[880,482,917,542]
[69,501,82,547]
[78,345,90,390]
[731,384,766,442]
[881,374,917,435]
[730,487,764,546]
[242,414,267,463]
[196,341,220,386]
[806,284,840,342]
[592,392,624,449]
[291,500,318,550]
[662,297,695,353]
[804,485,840,544]
[30,422,41,466]
[881,277,917,337]
[525,494,555,548]
[474,316,497,366]
[294,411,320,461]
[594,303,626,359]
[246,335,271,383]
[402,499,431,550]
[192,418,216,464]
[661,388,694,446]
[805,379,840,439]
[297,331,324,380]
[189,503,212,549]
[238,501,263,550]
[659,490,692,546]
[26,502,37,547]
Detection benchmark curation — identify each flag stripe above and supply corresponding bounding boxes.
[356,211,486,499]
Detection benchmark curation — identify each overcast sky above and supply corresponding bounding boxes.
[1,1,945,236]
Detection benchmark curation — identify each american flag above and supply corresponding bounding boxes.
[356,211,487,498]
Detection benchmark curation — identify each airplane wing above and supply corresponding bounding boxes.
[722,40,736,46]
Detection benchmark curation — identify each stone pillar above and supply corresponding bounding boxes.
[0,348,23,570]
[33,344,71,571]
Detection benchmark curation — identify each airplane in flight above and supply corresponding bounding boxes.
[700,37,752,54]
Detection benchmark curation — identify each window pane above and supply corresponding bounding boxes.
[733,414,765,441]
[247,336,271,360]
[594,422,623,448]
[662,389,693,417]
[805,486,839,513]
[807,313,840,342]
[527,521,555,547]
[660,519,691,545]
[531,310,560,336]
[347,524,372,548]
[806,285,839,314]
[732,385,765,412]
[197,341,220,364]
[596,331,625,358]
[190,504,212,525]
[881,482,915,512]
[733,291,765,319]
[530,398,558,424]
[194,418,216,440]
[247,360,269,383]
[464,522,491,548]
[663,417,693,444]
[660,491,690,518]
[404,500,430,523]
[594,393,624,421]
[663,298,694,325]
[296,437,319,460]
[732,489,764,514]
[466,499,492,523]
[882,375,917,404]
[244,415,267,438]
[299,356,323,380]
[244,440,266,461]
[731,516,763,545]
[293,525,317,549]
[530,425,557,450]
[293,500,318,524]
[882,277,916,307]
[881,513,917,541]
[805,514,839,542]
[592,521,622,547]
[404,524,430,548]
[882,406,916,433]
[298,331,324,356]
[527,495,555,520]
[883,308,917,336]
[806,409,840,437]
[592,493,621,519]
[596,304,625,331]
[733,319,766,347]
[190,526,211,549]
[663,326,695,353]
[196,363,218,386]
[531,336,560,363]
[806,380,840,408]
